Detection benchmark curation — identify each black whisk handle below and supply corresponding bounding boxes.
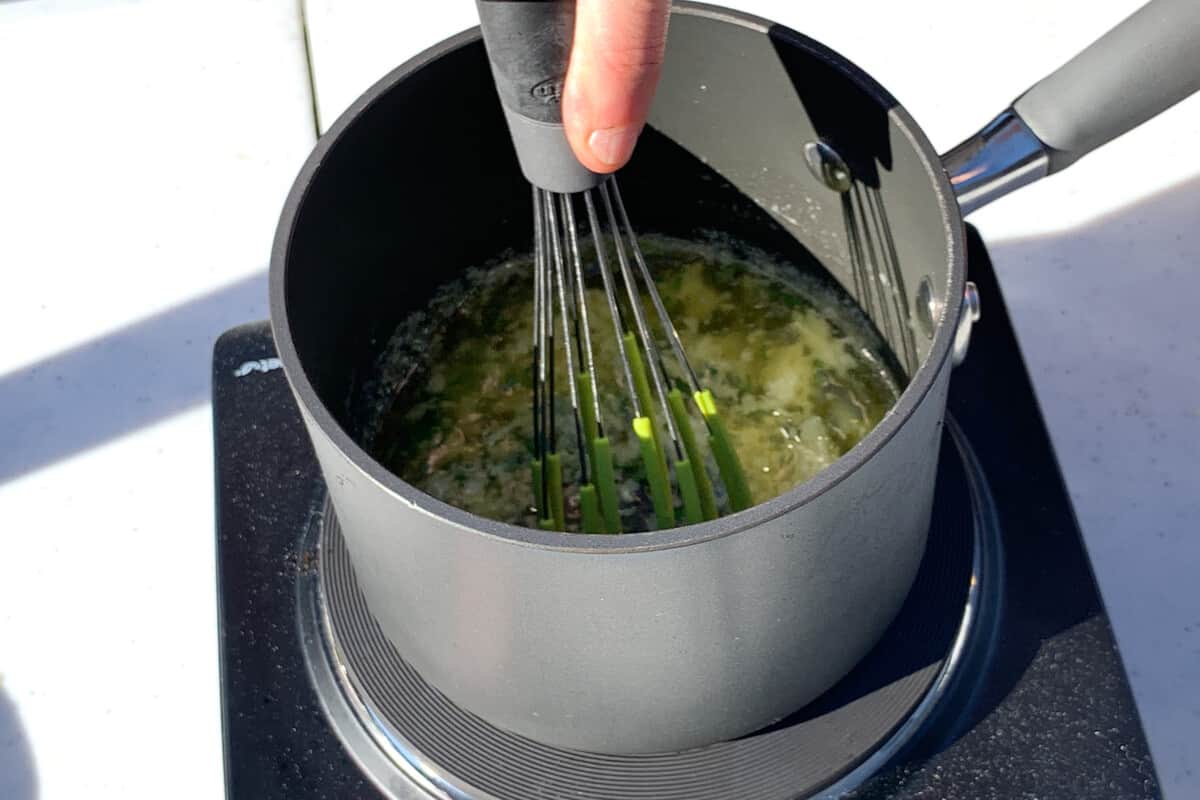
[476,0,603,193]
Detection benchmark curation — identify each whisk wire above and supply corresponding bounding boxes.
[544,192,587,481]
[598,180,709,525]
[581,189,674,528]
[560,194,622,533]
[534,189,566,530]
[583,191,641,419]
[608,179,721,520]
[599,181,683,461]
[529,178,753,532]
[609,180,703,393]
[561,196,604,436]
[530,187,549,523]
[544,191,607,534]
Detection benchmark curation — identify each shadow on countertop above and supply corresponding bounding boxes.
[0,272,266,484]
[0,686,37,800]
[981,172,1200,798]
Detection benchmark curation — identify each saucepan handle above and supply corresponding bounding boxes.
[942,0,1200,215]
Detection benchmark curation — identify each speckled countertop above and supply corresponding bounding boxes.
[0,1,1196,798]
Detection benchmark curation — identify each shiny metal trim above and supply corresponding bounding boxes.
[804,140,853,192]
[941,109,1050,215]
[952,282,982,367]
[297,420,1002,800]
[297,503,453,800]
[818,417,1004,798]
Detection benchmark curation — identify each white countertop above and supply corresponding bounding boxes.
[1,1,1196,798]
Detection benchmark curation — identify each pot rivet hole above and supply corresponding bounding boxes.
[916,275,938,339]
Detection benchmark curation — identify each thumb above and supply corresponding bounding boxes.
[562,0,670,174]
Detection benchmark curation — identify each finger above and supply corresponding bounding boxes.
[562,0,670,173]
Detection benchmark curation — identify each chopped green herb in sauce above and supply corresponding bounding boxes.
[365,235,904,532]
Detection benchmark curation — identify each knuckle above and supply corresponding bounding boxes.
[599,43,665,73]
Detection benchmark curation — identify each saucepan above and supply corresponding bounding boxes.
[269,0,1199,754]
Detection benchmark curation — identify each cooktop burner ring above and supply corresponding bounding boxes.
[298,418,1001,800]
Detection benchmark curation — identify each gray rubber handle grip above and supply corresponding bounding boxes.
[1013,0,1200,173]
[476,0,602,193]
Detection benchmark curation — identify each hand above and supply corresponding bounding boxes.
[562,0,671,174]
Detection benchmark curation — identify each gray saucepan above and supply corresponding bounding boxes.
[269,0,1200,754]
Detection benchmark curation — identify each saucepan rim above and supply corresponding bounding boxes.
[268,1,967,554]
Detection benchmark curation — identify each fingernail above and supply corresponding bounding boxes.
[587,126,638,169]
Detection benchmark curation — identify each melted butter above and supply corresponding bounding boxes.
[365,234,904,532]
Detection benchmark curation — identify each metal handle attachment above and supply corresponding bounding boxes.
[952,282,981,367]
[941,111,1049,217]
[942,0,1200,214]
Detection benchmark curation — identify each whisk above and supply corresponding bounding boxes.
[475,0,749,532]
[529,178,752,533]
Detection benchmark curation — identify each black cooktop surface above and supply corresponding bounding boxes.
[214,227,1159,798]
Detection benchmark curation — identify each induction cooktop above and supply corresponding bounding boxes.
[213,226,1159,799]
